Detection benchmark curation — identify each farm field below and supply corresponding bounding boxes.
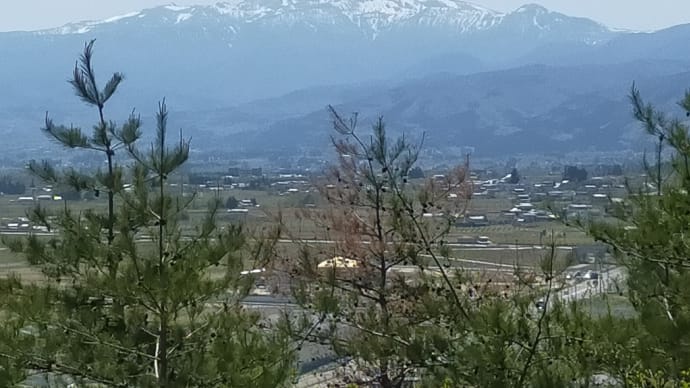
[0,185,596,282]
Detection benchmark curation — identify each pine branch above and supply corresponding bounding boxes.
[42,114,90,149]
[0,350,126,387]
[101,72,124,103]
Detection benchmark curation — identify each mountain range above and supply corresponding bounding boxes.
[1,1,689,156]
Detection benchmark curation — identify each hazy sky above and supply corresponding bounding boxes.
[0,0,688,32]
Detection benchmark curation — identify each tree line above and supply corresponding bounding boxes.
[0,176,25,195]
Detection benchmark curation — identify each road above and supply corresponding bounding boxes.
[0,229,571,251]
[554,266,626,305]
[278,238,574,251]
[241,294,296,308]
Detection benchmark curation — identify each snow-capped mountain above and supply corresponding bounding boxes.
[44,1,501,36]
[2,1,690,155]
[41,1,608,43]
[0,1,617,113]
[0,1,638,148]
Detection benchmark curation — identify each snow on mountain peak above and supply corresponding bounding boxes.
[37,1,609,39]
[177,0,506,34]
[39,10,142,35]
[102,11,142,24]
[164,4,191,12]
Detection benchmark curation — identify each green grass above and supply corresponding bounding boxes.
[0,248,24,266]
[580,294,636,319]
[450,224,592,246]
[0,247,44,282]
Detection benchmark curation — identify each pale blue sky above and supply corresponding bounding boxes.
[0,0,688,32]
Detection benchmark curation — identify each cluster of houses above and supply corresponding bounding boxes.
[271,175,310,195]
[0,217,49,232]
[458,174,626,227]
[10,186,64,203]
[2,217,30,230]
[13,194,63,203]
[226,197,261,215]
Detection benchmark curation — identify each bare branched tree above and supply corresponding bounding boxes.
[284,107,473,387]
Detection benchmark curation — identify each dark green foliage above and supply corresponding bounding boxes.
[29,39,142,273]
[507,167,520,184]
[0,176,25,195]
[0,42,294,387]
[1,103,294,387]
[564,165,588,182]
[225,195,239,209]
[583,86,690,384]
[420,241,611,388]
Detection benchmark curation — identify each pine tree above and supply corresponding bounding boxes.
[587,86,690,382]
[507,167,520,184]
[0,43,294,387]
[31,39,129,255]
[285,106,476,387]
[26,39,138,335]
